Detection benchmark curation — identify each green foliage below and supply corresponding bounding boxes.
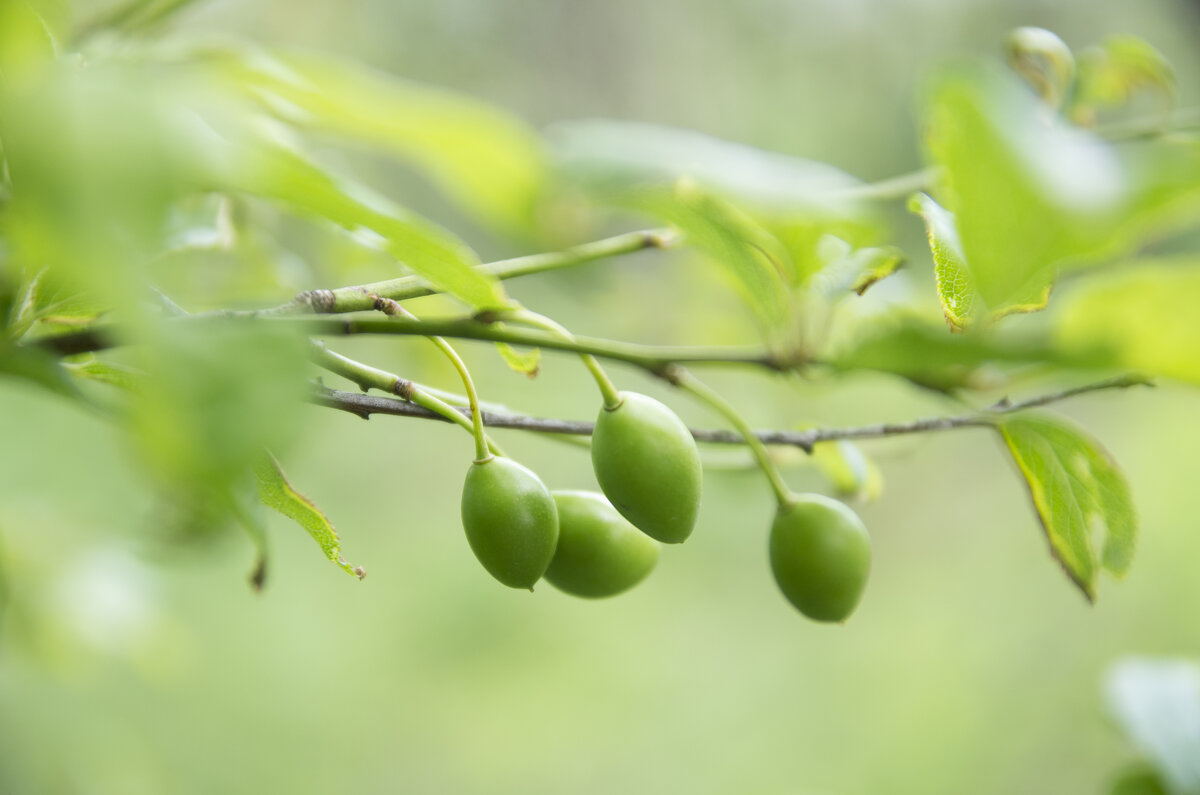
[255,454,365,580]
[998,414,1136,601]
[1105,659,1200,794]
[1055,259,1200,384]
[216,47,548,233]
[0,11,1197,624]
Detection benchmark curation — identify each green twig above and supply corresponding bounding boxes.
[308,342,504,457]
[236,227,679,317]
[667,367,793,506]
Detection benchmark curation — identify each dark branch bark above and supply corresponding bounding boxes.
[312,374,1150,452]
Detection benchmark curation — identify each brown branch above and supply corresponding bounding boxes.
[312,374,1150,452]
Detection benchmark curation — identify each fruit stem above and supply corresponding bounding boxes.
[505,309,622,409]
[308,341,501,458]
[365,297,492,461]
[426,335,490,462]
[672,368,793,507]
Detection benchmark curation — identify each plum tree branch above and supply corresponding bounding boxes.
[224,227,679,317]
[313,374,1150,452]
[39,315,787,372]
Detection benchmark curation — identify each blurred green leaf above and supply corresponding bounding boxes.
[130,319,309,511]
[998,413,1136,600]
[1109,764,1170,795]
[64,358,141,392]
[550,119,878,279]
[829,318,1069,391]
[495,342,540,377]
[1006,27,1075,110]
[1106,659,1200,794]
[255,453,365,580]
[219,48,548,232]
[549,119,865,216]
[807,236,903,300]
[1054,259,1200,384]
[0,341,84,401]
[206,128,510,311]
[925,67,1128,315]
[0,62,190,315]
[619,182,792,335]
[0,0,57,78]
[1071,37,1176,125]
[849,247,905,296]
[812,440,883,502]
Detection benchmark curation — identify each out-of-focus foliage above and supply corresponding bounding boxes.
[1,1,1200,793]
[1106,659,1200,794]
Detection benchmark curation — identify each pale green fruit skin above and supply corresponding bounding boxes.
[590,392,702,544]
[545,491,660,599]
[769,494,871,623]
[461,456,559,589]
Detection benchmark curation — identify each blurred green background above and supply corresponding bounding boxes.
[3,0,1200,792]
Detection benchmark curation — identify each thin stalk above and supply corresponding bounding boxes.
[504,309,621,409]
[242,227,679,317]
[670,368,793,507]
[431,335,489,461]
[308,342,502,457]
[366,295,491,461]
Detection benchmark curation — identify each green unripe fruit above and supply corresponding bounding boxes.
[590,391,702,544]
[461,456,559,590]
[769,494,871,623]
[544,491,660,599]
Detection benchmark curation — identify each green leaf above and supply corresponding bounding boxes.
[207,130,511,311]
[64,358,141,392]
[997,413,1136,600]
[550,119,865,211]
[908,192,1050,330]
[255,454,365,580]
[619,182,792,335]
[0,0,57,76]
[1006,27,1075,109]
[830,317,1073,391]
[0,341,84,401]
[1071,37,1176,125]
[811,440,883,501]
[849,247,905,296]
[1109,764,1169,795]
[1106,659,1200,794]
[495,342,540,377]
[807,237,903,299]
[925,67,1132,314]
[130,319,309,506]
[550,119,877,280]
[1054,259,1200,385]
[909,192,975,330]
[220,48,547,232]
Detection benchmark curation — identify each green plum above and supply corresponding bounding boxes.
[461,456,559,589]
[769,494,871,622]
[545,491,660,598]
[590,391,702,543]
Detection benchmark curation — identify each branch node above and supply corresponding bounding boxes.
[298,289,337,313]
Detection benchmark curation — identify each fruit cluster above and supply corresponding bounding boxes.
[460,390,873,622]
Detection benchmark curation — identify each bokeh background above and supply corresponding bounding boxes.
[2,0,1200,792]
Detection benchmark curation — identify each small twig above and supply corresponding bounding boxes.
[214,227,679,318]
[312,374,1150,452]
